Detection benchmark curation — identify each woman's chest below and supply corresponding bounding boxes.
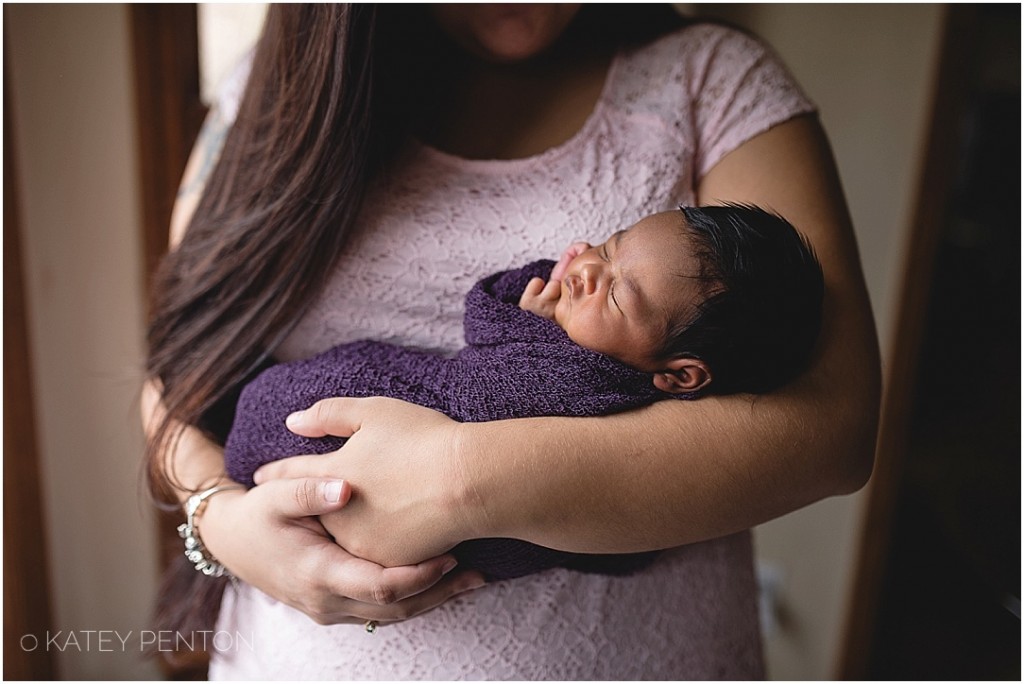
[276,125,695,361]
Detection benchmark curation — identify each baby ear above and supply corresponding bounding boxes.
[652,357,712,395]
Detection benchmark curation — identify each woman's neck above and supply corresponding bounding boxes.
[412,30,615,160]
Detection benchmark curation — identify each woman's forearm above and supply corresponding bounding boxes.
[456,310,878,553]
[141,106,235,501]
[140,379,233,502]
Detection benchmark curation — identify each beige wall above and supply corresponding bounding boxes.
[6,4,160,680]
[197,3,268,104]
[699,4,945,679]
[5,3,944,681]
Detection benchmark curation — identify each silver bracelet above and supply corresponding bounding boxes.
[177,484,245,578]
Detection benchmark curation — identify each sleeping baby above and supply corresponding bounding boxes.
[224,203,824,579]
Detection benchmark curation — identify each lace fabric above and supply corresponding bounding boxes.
[212,534,761,680]
[209,23,814,680]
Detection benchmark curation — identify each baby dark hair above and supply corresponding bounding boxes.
[662,204,824,395]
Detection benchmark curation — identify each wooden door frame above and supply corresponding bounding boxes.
[130,3,207,285]
[835,5,980,678]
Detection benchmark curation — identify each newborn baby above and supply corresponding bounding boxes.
[224,204,824,579]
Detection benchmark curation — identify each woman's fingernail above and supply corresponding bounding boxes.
[324,480,345,503]
[285,411,305,430]
[253,468,265,485]
[442,558,458,575]
[460,577,486,592]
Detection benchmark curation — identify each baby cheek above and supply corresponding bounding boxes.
[553,297,569,328]
[568,317,608,353]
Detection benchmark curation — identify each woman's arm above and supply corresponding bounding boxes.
[261,115,881,565]
[471,114,880,551]
[144,107,483,621]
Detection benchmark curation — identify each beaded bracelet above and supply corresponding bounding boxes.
[177,484,245,578]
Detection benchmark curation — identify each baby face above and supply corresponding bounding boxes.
[553,211,703,371]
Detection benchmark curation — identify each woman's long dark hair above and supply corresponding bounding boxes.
[148,5,382,498]
[144,3,688,666]
[146,5,389,665]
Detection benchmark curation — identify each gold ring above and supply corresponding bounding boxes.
[364,620,378,634]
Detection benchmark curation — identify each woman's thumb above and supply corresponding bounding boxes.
[286,397,361,438]
[275,478,352,518]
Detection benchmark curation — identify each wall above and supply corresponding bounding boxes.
[197,3,268,104]
[6,4,160,679]
[698,4,945,679]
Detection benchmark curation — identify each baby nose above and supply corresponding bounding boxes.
[580,263,601,295]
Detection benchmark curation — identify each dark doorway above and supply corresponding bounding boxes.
[844,4,1020,679]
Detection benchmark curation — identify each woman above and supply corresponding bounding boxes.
[143,4,880,679]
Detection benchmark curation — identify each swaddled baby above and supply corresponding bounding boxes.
[225,204,824,579]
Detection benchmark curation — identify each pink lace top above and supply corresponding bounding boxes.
[210,23,814,680]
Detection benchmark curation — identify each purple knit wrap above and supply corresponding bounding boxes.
[224,261,680,579]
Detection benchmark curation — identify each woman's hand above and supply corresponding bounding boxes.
[198,475,485,625]
[253,397,479,568]
[144,382,484,625]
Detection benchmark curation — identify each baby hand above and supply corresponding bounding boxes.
[520,241,589,319]
[519,277,561,320]
[551,241,590,282]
